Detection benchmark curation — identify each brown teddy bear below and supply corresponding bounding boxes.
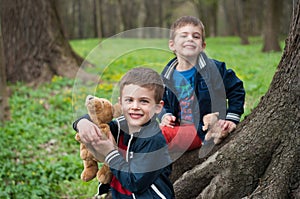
[202,112,230,144]
[75,95,122,184]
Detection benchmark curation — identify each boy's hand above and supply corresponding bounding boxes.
[218,120,236,134]
[88,134,116,158]
[160,114,176,128]
[77,119,116,158]
[77,119,103,141]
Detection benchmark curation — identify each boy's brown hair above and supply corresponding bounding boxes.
[119,67,164,104]
[170,16,205,42]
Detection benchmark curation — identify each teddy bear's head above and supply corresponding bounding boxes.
[85,95,121,125]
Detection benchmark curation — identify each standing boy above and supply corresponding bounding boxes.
[159,16,245,151]
[74,67,175,198]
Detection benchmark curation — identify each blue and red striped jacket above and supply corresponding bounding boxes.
[106,115,174,199]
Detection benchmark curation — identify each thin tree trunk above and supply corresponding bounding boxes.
[0,20,10,122]
[239,0,250,45]
[94,0,103,39]
[194,0,218,37]
[77,0,83,38]
[262,0,283,52]
[117,0,140,30]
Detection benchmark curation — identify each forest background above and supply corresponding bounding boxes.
[0,0,295,198]
[57,0,292,41]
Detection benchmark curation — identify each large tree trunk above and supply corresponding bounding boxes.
[172,1,300,198]
[0,0,97,86]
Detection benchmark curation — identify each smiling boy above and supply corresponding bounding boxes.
[160,16,245,151]
[74,67,175,199]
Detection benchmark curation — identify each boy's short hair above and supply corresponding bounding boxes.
[119,67,164,103]
[170,16,205,42]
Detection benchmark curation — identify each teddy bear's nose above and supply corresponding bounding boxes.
[87,95,94,100]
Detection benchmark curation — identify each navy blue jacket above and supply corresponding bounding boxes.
[106,116,174,199]
[159,52,245,140]
[73,115,174,199]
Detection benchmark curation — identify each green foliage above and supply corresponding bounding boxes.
[71,37,283,118]
[1,77,81,198]
[0,37,283,198]
[205,37,283,117]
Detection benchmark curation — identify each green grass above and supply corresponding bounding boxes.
[0,37,283,198]
[71,37,283,117]
[204,37,283,117]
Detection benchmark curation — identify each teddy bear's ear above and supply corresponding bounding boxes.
[112,103,122,118]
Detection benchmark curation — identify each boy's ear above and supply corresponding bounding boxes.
[169,40,175,52]
[118,97,122,105]
[155,100,164,114]
[202,41,206,49]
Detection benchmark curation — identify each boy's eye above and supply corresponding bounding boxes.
[124,98,133,103]
[140,99,149,104]
[193,34,201,39]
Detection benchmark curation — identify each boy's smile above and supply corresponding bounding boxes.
[119,84,163,133]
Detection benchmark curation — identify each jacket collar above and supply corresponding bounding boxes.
[118,115,159,144]
[163,52,208,80]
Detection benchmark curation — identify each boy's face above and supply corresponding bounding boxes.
[119,84,163,133]
[169,24,206,62]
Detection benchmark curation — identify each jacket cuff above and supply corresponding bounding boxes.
[105,149,120,165]
[226,113,241,124]
[161,113,173,122]
[72,114,91,132]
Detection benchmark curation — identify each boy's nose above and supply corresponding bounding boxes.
[187,34,194,40]
[131,101,140,110]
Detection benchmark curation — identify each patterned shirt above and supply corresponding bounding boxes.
[172,67,196,122]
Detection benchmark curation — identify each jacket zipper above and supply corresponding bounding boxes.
[151,184,167,199]
[126,134,134,162]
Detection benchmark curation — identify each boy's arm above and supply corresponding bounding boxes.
[158,90,177,127]
[77,119,117,159]
[221,63,246,124]
[158,88,176,121]
[72,114,119,139]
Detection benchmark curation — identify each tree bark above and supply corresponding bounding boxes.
[0,19,10,122]
[262,0,283,52]
[94,0,103,39]
[117,0,141,31]
[238,0,250,45]
[194,0,218,37]
[0,0,97,86]
[172,1,300,198]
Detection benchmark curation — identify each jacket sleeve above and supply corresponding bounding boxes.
[73,114,120,144]
[158,58,179,122]
[158,88,175,121]
[220,62,246,124]
[72,114,91,132]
